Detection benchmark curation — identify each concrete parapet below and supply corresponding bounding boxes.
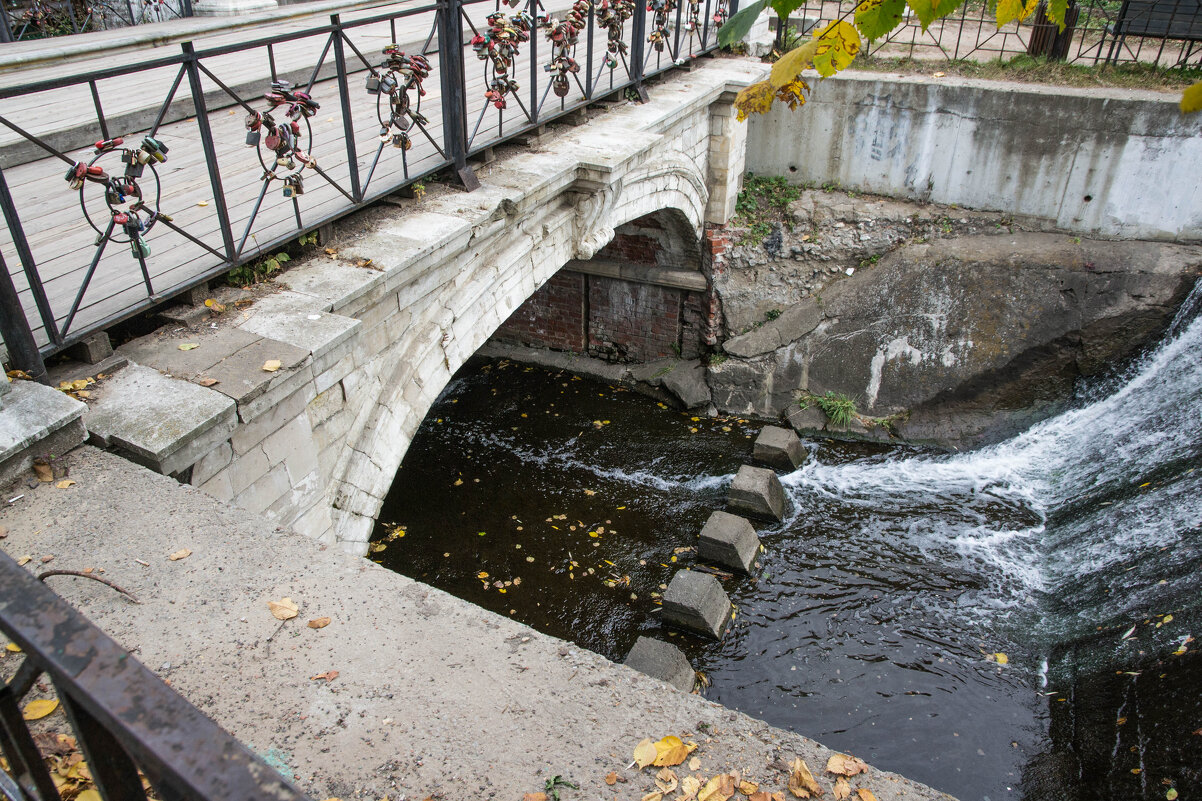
[0,381,86,487]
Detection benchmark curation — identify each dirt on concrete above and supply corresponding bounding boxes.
[0,446,954,801]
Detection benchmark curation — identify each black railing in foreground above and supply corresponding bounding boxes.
[0,0,733,379]
[0,550,314,801]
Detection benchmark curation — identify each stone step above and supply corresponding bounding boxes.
[623,636,695,692]
[0,380,87,487]
[727,464,786,522]
[753,425,806,472]
[698,510,761,574]
[662,569,733,640]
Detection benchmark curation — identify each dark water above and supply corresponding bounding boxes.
[372,287,1202,801]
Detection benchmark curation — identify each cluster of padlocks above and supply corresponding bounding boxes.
[66,135,169,261]
[542,0,589,97]
[367,46,431,151]
[473,10,536,109]
[245,79,320,198]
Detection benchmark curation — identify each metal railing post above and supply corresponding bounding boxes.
[181,41,237,262]
[330,15,363,203]
[629,0,649,101]
[0,5,14,43]
[181,0,193,17]
[0,252,45,380]
[0,168,60,352]
[436,0,480,190]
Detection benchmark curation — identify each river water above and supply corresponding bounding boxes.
[371,283,1202,801]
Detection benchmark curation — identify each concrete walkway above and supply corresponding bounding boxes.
[0,446,954,801]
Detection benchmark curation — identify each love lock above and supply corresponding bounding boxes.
[366,73,382,93]
[122,150,145,178]
[264,129,282,151]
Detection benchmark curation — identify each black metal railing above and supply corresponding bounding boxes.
[0,0,733,378]
[0,550,315,801]
[772,0,1202,66]
[0,0,193,44]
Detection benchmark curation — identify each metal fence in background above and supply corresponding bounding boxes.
[773,0,1202,67]
[0,0,193,43]
[0,0,734,378]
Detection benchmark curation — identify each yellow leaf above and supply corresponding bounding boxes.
[523,795,547,801]
[642,793,664,801]
[826,754,868,776]
[178,343,199,351]
[769,40,819,89]
[55,479,75,489]
[833,778,850,800]
[740,781,760,795]
[1181,82,1202,113]
[6,643,21,652]
[995,652,1009,664]
[634,738,658,769]
[653,735,692,766]
[734,81,776,121]
[262,359,282,372]
[996,0,1037,26]
[307,617,331,629]
[680,775,702,801]
[17,556,31,566]
[168,548,191,561]
[197,201,209,207]
[23,698,59,720]
[699,773,736,801]
[1167,788,1179,800]
[856,790,877,801]
[788,758,823,798]
[812,20,860,78]
[33,462,53,482]
[268,597,299,620]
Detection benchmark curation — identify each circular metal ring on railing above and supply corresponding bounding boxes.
[367,46,431,152]
[68,136,167,261]
[245,79,320,200]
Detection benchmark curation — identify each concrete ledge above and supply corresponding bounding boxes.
[0,381,86,486]
[624,636,695,692]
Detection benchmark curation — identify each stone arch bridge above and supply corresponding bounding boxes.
[69,60,760,554]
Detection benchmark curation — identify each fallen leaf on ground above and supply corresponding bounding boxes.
[633,738,658,769]
[826,755,868,777]
[204,299,226,313]
[167,548,191,561]
[739,781,759,795]
[679,775,702,800]
[198,378,220,387]
[788,758,823,798]
[699,773,736,801]
[197,201,209,206]
[268,597,299,620]
[22,698,59,720]
[5,643,21,652]
[310,670,339,682]
[523,794,547,801]
[262,359,282,372]
[689,757,702,771]
[33,463,53,482]
[17,556,31,566]
[653,735,695,766]
[40,555,53,564]
[642,793,663,801]
[656,767,679,793]
[605,771,618,785]
[833,778,850,800]
[0,525,6,538]
[308,617,331,629]
[855,791,876,801]
[178,343,199,351]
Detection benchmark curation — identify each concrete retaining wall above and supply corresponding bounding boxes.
[745,72,1202,241]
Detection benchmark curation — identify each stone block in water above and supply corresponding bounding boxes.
[698,510,761,574]
[728,464,786,521]
[624,636,695,691]
[662,570,732,640]
[753,425,806,472]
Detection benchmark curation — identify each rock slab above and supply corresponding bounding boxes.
[698,510,761,574]
[624,636,695,692]
[662,570,732,640]
[728,464,786,521]
[753,425,806,471]
[661,360,711,409]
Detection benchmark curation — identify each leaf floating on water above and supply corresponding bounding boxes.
[787,758,823,798]
[1120,623,1137,640]
[22,698,58,720]
[826,755,868,777]
[1167,788,1179,800]
[268,597,299,620]
[995,653,1008,665]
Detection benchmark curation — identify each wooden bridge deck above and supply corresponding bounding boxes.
[0,0,705,351]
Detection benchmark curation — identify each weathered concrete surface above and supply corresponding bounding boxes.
[624,636,696,692]
[698,510,761,574]
[712,230,1202,447]
[752,425,805,472]
[746,71,1202,241]
[728,465,786,522]
[0,381,86,487]
[0,447,952,801]
[662,359,712,409]
[662,569,733,640]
